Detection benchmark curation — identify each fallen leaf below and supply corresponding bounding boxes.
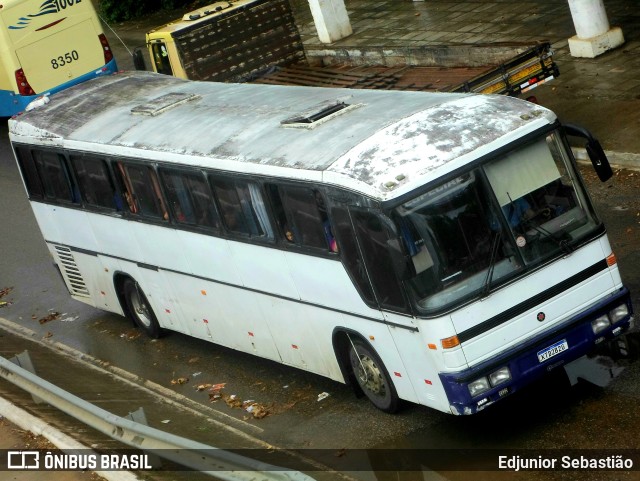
[170,377,189,385]
[0,287,13,298]
[38,312,60,324]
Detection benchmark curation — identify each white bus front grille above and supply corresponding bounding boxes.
[53,245,91,297]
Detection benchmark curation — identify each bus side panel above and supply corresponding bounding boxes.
[30,202,65,246]
[88,215,145,266]
[175,230,245,287]
[161,270,283,363]
[385,317,453,413]
[226,242,300,299]
[254,295,337,377]
[284,252,385,318]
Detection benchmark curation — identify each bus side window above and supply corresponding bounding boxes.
[31,150,79,203]
[14,146,44,199]
[210,177,273,239]
[115,162,168,220]
[159,168,219,229]
[70,154,119,211]
[268,184,337,252]
[331,206,376,307]
[352,210,410,313]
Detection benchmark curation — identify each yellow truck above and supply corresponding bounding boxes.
[144,0,558,96]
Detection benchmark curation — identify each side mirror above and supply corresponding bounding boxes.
[563,124,613,182]
[132,48,147,71]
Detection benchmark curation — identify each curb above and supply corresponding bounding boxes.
[0,396,140,481]
[573,147,640,172]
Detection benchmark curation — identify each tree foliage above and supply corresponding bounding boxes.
[98,0,199,22]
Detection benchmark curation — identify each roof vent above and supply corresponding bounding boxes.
[281,99,361,129]
[131,92,199,116]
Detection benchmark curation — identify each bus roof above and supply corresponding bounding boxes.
[9,71,556,201]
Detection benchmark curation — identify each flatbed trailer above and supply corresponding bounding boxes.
[145,0,558,95]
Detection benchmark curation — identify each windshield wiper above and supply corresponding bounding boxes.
[481,230,502,298]
[525,222,574,255]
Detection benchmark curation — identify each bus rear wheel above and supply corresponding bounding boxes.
[123,279,162,339]
[349,340,399,413]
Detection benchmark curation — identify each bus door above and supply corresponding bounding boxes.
[332,205,422,401]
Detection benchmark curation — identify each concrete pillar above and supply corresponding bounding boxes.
[308,0,353,44]
[567,0,624,58]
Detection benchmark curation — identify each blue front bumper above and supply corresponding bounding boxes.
[439,287,633,415]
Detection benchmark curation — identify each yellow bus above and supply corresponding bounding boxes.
[0,0,117,117]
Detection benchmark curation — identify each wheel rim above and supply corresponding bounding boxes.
[353,351,387,398]
[130,289,152,328]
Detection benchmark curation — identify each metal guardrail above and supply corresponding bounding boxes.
[0,352,316,481]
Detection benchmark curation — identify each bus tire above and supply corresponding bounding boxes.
[349,339,399,413]
[123,279,162,339]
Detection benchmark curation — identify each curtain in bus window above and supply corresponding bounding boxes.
[352,210,408,313]
[70,155,118,210]
[123,164,167,220]
[32,150,77,203]
[249,183,273,239]
[14,147,44,198]
[211,178,265,237]
[484,140,560,207]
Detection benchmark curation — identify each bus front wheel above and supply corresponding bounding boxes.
[123,279,162,339]
[349,340,399,413]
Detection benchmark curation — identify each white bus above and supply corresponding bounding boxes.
[0,0,117,117]
[9,71,633,415]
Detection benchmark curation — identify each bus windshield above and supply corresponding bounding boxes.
[393,130,600,314]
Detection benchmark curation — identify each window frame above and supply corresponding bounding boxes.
[265,182,338,255]
[158,165,221,232]
[69,152,122,212]
[208,174,274,242]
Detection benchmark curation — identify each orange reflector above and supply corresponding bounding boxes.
[607,253,617,267]
[441,335,460,349]
[427,343,437,350]
[201,290,207,296]
[369,335,375,341]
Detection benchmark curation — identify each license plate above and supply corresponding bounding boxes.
[537,339,568,363]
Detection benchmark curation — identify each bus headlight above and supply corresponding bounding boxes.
[468,377,490,397]
[591,314,610,334]
[489,367,512,387]
[609,304,629,323]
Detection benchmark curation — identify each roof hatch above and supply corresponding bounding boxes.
[131,92,199,116]
[281,99,361,129]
